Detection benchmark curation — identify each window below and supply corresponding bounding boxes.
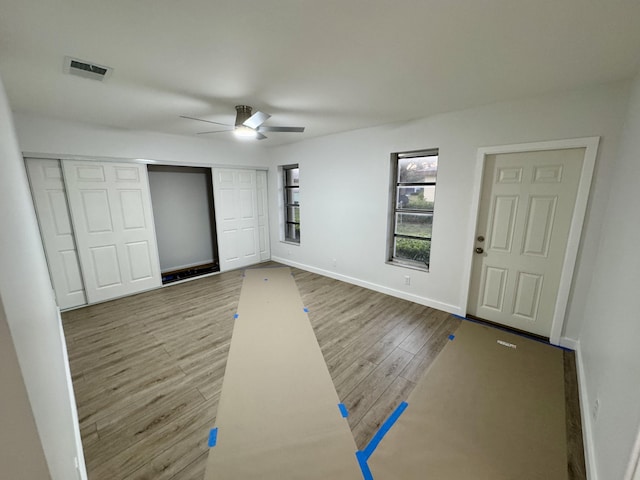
[388,149,438,270]
[282,164,300,243]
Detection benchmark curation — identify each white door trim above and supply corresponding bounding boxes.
[21,151,268,172]
[461,137,600,345]
[625,424,640,480]
[56,307,88,480]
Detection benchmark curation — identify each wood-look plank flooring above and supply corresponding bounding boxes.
[62,262,586,479]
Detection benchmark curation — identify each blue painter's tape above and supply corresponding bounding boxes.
[356,451,373,480]
[208,428,218,448]
[452,314,467,320]
[303,307,309,313]
[362,401,408,460]
[338,403,349,418]
[234,313,239,319]
[448,334,455,341]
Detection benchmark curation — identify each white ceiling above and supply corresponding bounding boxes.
[1,0,639,146]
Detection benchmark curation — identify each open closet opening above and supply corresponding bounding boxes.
[147,165,219,284]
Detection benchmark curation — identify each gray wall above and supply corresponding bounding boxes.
[267,80,629,344]
[148,166,216,273]
[0,295,51,480]
[578,71,640,479]
[0,75,82,479]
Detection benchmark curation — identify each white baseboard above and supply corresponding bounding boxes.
[574,341,598,480]
[624,428,640,480]
[56,308,88,480]
[271,256,461,315]
[559,336,579,350]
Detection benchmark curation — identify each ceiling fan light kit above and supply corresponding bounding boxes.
[181,105,305,140]
[234,125,258,139]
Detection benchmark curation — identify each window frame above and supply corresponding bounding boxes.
[387,148,438,271]
[282,164,300,244]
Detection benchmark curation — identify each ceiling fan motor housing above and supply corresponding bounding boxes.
[181,105,302,139]
[235,105,253,127]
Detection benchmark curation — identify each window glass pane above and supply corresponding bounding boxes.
[396,186,435,210]
[395,212,432,238]
[285,206,300,223]
[285,223,300,242]
[282,164,300,243]
[285,188,299,205]
[285,167,299,186]
[394,237,430,264]
[398,156,438,183]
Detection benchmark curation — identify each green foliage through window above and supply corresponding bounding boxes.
[283,164,300,243]
[389,149,438,269]
[395,238,431,265]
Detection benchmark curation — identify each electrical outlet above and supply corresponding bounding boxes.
[592,398,600,421]
[404,275,411,286]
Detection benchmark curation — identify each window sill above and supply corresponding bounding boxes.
[281,240,300,246]
[386,259,429,272]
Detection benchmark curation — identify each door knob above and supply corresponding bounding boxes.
[475,247,484,254]
[477,235,485,242]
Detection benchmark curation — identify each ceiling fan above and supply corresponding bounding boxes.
[181,105,305,140]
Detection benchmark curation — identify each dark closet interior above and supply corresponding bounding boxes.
[147,165,219,284]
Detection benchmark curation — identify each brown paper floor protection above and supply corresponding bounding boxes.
[204,267,362,480]
[368,321,568,480]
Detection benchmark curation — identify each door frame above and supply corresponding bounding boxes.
[460,137,600,345]
[625,423,640,480]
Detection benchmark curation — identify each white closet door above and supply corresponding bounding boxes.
[256,170,271,261]
[213,169,261,271]
[63,161,161,303]
[26,158,86,309]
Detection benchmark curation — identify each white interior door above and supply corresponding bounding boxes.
[212,169,261,271]
[468,148,584,337]
[63,160,161,303]
[25,158,86,309]
[256,170,271,262]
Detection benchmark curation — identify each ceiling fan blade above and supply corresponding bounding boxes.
[257,126,305,133]
[196,129,233,135]
[180,115,233,127]
[243,111,271,129]
[256,132,268,140]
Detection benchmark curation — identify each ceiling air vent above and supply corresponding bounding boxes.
[63,56,113,81]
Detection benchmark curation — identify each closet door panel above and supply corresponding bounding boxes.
[63,160,161,303]
[213,168,261,271]
[90,245,122,287]
[125,240,155,281]
[221,230,240,262]
[256,170,270,261]
[240,226,257,257]
[80,190,112,232]
[60,250,85,293]
[26,158,86,309]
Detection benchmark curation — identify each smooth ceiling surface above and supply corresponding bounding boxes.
[1,0,639,146]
